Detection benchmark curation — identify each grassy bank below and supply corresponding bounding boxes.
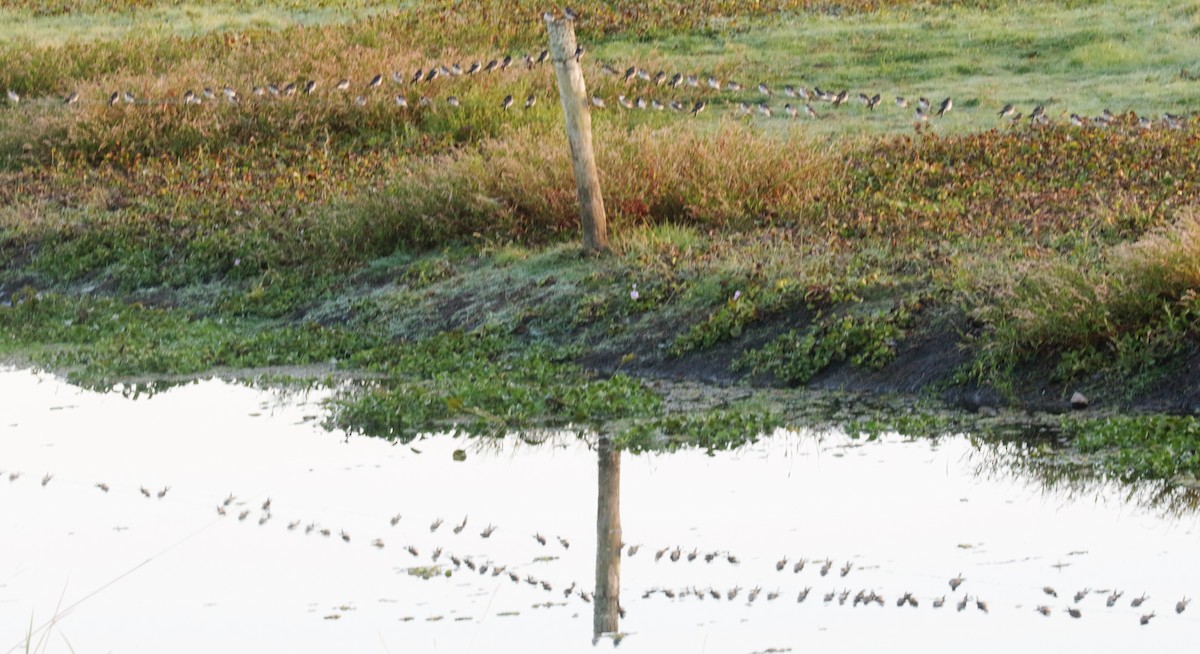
[1,0,1199,476]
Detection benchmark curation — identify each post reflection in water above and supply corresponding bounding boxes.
[593,436,622,644]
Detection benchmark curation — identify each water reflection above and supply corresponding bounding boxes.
[593,436,622,644]
[4,369,1200,654]
[968,437,1200,518]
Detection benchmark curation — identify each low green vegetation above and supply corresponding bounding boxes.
[1064,415,1200,483]
[0,0,1198,467]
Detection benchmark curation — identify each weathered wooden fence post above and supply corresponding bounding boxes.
[545,15,610,255]
[593,436,621,638]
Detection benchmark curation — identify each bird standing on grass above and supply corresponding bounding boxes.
[937,97,952,117]
[998,103,1016,118]
[525,94,537,109]
[5,89,17,104]
[690,100,706,116]
[502,94,514,110]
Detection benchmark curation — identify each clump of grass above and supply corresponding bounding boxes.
[970,213,1200,388]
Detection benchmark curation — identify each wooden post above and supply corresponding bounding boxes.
[593,436,621,638]
[545,16,610,254]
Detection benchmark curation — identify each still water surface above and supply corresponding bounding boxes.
[1,368,1197,653]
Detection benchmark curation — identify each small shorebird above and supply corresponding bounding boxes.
[303,80,316,94]
[840,561,853,577]
[999,103,1016,118]
[157,486,169,499]
[793,558,806,573]
[936,97,952,117]
[562,6,579,21]
[949,574,965,591]
[1177,597,1190,614]
[336,79,350,91]
[371,538,384,549]
[1131,593,1148,607]
[1043,586,1057,597]
[707,77,721,90]
[64,91,79,105]
[933,596,946,608]
[390,513,402,526]
[1140,612,1155,625]
[525,94,536,109]
[758,82,771,96]
[1066,607,1082,618]
[957,595,970,612]
[776,557,788,571]
[288,520,300,530]
[262,498,271,511]
[591,96,605,108]
[340,530,350,542]
[820,560,833,576]
[394,95,408,107]
[140,486,152,498]
[41,474,52,487]
[108,91,120,106]
[895,96,909,108]
[481,524,497,538]
[1106,590,1123,607]
[535,533,547,545]
[5,89,17,104]
[238,510,250,521]
[501,95,514,110]
[96,483,109,492]
[1074,588,1089,603]
[430,517,443,532]
[559,536,571,549]
[797,587,811,603]
[453,515,468,534]
[627,544,640,556]
[1036,605,1052,616]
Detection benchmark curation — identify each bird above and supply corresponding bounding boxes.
[936,97,952,117]
[562,6,579,21]
[933,596,946,608]
[367,74,382,88]
[258,514,270,525]
[726,80,743,92]
[262,498,271,511]
[635,96,647,109]
[502,95,514,110]
[756,102,772,117]
[840,561,853,577]
[758,82,771,96]
[108,91,120,106]
[96,483,109,492]
[591,96,605,108]
[238,510,250,521]
[574,46,585,62]
[669,546,681,562]
[537,49,549,64]
[430,518,443,532]
[1043,586,1057,597]
[183,90,197,105]
[687,548,698,561]
[140,486,152,498]
[121,90,135,104]
[949,574,965,591]
[823,591,835,603]
[336,79,350,91]
[1036,605,1052,616]
[728,586,741,600]
[820,560,833,576]
[1131,594,1149,607]
[707,77,721,90]
[1030,104,1046,121]
[917,97,930,111]
[64,91,79,105]
[1140,612,1155,625]
[727,553,740,565]
[669,73,682,88]
[305,523,315,534]
[627,544,640,556]
[394,95,408,107]
[288,520,300,530]
[424,68,439,82]
[998,103,1016,118]
[1074,588,1089,603]
[222,87,237,103]
[391,71,405,84]
[340,530,350,542]
[157,486,169,499]
[535,533,548,545]
[524,94,536,109]
[481,524,497,538]
[833,90,849,106]
[303,80,316,94]
[4,89,17,104]
[797,587,811,602]
[453,515,468,534]
[651,99,665,110]
[1066,607,1082,618]
[223,494,235,506]
[1177,597,1190,614]
[1106,590,1124,607]
[748,587,762,602]
[216,506,226,516]
[7,472,20,482]
[390,513,402,526]
[803,103,818,118]
[39,473,53,487]
[431,547,442,561]
[867,93,881,110]
[1070,113,1085,127]
[915,107,929,122]
[371,538,385,549]
[559,536,571,549]
[776,557,788,571]
[895,96,909,108]
[976,598,989,613]
[956,595,970,612]
[653,70,667,85]
[466,62,481,75]
[793,558,806,573]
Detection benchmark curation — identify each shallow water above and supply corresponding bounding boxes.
[1,367,1197,654]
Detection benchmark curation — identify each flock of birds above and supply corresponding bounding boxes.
[8,466,1195,628]
[2,7,1190,132]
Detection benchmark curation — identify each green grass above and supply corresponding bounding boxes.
[1,0,1199,462]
